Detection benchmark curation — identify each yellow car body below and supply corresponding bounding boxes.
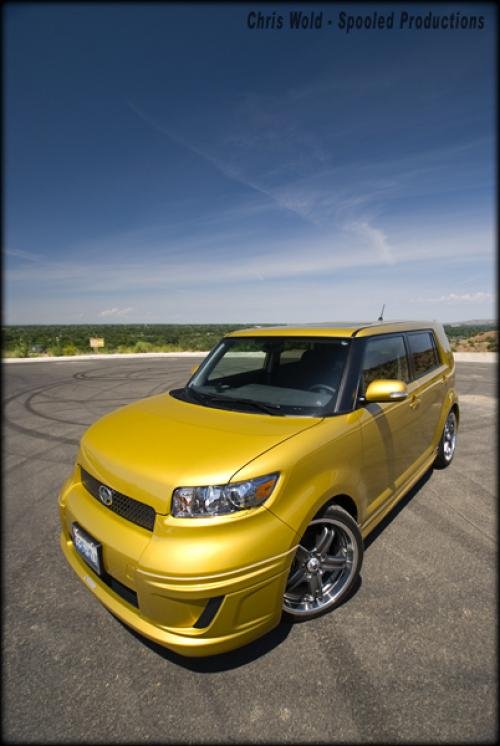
[59,321,458,656]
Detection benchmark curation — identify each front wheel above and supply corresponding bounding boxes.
[283,505,363,619]
[434,409,457,468]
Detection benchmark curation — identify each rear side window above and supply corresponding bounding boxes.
[361,335,410,393]
[407,332,439,378]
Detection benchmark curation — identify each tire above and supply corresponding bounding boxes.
[434,409,458,469]
[283,505,363,619]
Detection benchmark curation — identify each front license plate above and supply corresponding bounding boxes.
[72,523,102,576]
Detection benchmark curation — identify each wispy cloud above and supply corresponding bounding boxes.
[127,96,493,251]
[7,275,495,326]
[5,224,493,295]
[6,248,44,262]
[346,221,395,264]
[126,99,319,226]
[411,292,494,303]
[98,307,133,318]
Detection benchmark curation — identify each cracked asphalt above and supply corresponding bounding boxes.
[2,357,497,743]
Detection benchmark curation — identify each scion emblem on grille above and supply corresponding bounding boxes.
[98,484,114,507]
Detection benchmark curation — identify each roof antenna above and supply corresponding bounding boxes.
[377,304,385,321]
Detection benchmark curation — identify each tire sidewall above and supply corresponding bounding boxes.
[435,409,457,469]
[283,504,363,620]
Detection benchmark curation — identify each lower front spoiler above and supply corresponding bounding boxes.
[60,532,288,657]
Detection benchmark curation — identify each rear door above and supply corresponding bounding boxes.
[404,330,447,464]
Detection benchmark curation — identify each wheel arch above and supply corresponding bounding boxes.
[316,493,359,523]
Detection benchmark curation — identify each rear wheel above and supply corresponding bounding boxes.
[434,409,457,468]
[283,505,363,619]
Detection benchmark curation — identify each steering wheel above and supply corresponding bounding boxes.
[309,384,337,396]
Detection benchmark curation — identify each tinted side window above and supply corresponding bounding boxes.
[361,335,409,393]
[407,332,439,378]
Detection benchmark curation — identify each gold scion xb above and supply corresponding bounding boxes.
[59,321,458,656]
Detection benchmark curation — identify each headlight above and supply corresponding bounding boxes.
[171,473,279,518]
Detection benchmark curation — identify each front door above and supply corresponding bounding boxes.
[356,334,420,525]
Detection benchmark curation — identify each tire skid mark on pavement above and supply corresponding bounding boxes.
[314,610,494,741]
[28,395,136,404]
[3,376,73,405]
[78,369,173,397]
[72,363,170,382]
[4,379,83,445]
[5,450,75,476]
[24,380,136,424]
[8,387,91,434]
[5,419,80,447]
[7,526,67,586]
[312,620,402,742]
[6,457,74,476]
[72,364,132,381]
[439,499,496,542]
[5,379,87,438]
[144,380,181,396]
[409,498,496,552]
[4,364,176,446]
[23,390,93,427]
[449,467,497,502]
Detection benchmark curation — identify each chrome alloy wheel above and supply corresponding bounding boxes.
[443,410,457,462]
[283,516,358,617]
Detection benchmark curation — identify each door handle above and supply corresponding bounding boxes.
[409,395,421,410]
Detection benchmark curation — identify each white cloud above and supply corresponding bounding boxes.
[5,221,493,296]
[98,307,133,318]
[127,100,324,227]
[346,221,395,264]
[6,272,495,326]
[6,248,44,262]
[411,292,494,303]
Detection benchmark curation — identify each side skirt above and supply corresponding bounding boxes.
[360,450,437,540]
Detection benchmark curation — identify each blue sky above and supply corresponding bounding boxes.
[4,3,496,324]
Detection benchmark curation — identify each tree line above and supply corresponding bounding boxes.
[2,322,496,357]
[2,324,256,357]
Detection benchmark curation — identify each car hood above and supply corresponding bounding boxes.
[79,392,321,514]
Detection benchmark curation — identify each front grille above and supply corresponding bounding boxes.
[80,467,156,532]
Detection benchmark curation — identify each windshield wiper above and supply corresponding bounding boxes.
[186,388,284,416]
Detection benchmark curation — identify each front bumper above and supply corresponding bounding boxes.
[58,470,296,657]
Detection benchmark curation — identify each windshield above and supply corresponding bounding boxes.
[186,336,351,416]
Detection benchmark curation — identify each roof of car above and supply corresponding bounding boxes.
[226,321,441,339]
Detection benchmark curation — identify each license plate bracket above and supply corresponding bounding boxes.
[71,523,103,576]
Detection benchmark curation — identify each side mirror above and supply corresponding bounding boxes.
[191,364,199,374]
[364,379,408,403]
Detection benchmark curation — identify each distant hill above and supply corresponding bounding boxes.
[451,329,497,352]
[448,319,495,326]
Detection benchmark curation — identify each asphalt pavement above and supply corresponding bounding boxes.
[3,357,497,743]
